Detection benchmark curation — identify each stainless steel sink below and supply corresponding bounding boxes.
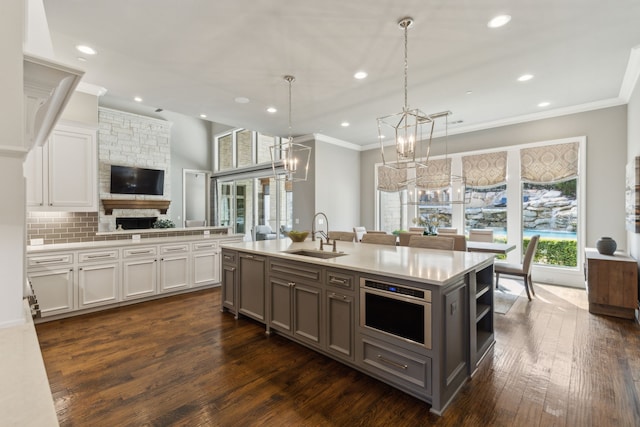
[283,249,347,259]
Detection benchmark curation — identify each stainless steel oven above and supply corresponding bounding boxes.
[360,278,432,349]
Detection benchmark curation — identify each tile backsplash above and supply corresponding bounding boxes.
[26,212,208,245]
[27,212,100,245]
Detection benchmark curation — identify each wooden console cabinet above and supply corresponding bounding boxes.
[585,248,638,319]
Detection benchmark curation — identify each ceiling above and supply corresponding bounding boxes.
[43,0,640,148]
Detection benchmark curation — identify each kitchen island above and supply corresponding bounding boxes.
[220,238,495,415]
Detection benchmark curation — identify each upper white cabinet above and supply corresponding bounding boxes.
[25,124,97,211]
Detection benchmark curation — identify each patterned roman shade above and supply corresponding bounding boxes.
[521,142,579,183]
[462,151,507,188]
[377,164,408,192]
[416,158,451,190]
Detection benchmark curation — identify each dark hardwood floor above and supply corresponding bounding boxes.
[36,284,640,427]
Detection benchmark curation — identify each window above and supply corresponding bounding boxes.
[212,129,291,241]
[214,129,281,172]
[376,138,584,274]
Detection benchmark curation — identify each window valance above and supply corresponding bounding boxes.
[462,151,507,188]
[377,164,408,192]
[521,142,579,183]
[416,158,451,190]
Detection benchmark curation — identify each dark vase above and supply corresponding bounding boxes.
[596,237,617,255]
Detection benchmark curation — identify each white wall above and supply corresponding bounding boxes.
[314,136,360,231]
[0,1,26,327]
[627,68,640,261]
[360,106,628,250]
[291,135,361,234]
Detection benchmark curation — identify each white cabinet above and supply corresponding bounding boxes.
[25,125,97,211]
[122,246,158,300]
[191,240,220,287]
[159,243,190,293]
[27,253,75,317]
[77,249,119,309]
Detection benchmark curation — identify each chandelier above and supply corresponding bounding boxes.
[377,17,468,205]
[377,17,433,168]
[270,75,311,182]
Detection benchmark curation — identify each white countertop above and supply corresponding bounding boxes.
[95,226,231,236]
[27,233,244,253]
[221,239,494,286]
[0,302,58,426]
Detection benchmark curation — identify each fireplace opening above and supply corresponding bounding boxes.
[116,217,157,230]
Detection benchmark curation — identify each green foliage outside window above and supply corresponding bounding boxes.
[495,235,577,267]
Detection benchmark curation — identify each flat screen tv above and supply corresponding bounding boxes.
[110,165,165,195]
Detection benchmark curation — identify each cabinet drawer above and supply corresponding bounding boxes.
[123,246,157,258]
[269,259,322,282]
[78,249,119,263]
[222,250,237,266]
[28,253,73,267]
[160,243,189,254]
[192,241,219,252]
[361,336,431,394]
[326,269,355,291]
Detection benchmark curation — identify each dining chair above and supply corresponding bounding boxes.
[409,227,426,233]
[361,233,397,246]
[437,227,458,235]
[328,231,356,242]
[494,234,540,301]
[353,226,367,242]
[469,229,493,242]
[450,234,467,252]
[367,230,388,234]
[398,231,422,246]
[408,235,455,250]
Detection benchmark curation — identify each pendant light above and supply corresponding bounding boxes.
[270,75,311,183]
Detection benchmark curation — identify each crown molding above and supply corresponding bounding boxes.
[619,44,640,102]
[362,97,627,152]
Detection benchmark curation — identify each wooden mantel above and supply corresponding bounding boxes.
[102,199,170,215]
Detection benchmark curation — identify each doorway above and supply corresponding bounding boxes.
[215,172,292,241]
[183,169,210,227]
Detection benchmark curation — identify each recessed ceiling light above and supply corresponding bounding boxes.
[466,90,473,95]
[134,96,143,103]
[517,74,534,82]
[200,114,207,118]
[341,122,350,127]
[354,71,368,80]
[379,135,385,139]
[487,15,511,28]
[538,101,550,107]
[234,97,250,104]
[76,45,97,55]
[266,107,277,113]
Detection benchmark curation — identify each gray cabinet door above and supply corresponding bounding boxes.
[293,283,322,346]
[270,277,292,333]
[222,264,237,312]
[326,291,354,360]
[444,282,468,388]
[238,254,266,321]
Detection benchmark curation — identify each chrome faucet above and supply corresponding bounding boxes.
[311,212,329,242]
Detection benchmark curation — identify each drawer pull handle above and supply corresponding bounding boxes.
[34,258,66,264]
[87,254,112,259]
[130,250,153,255]
[223,255,233,260]
[329,277,347,285]
[164,248,184,252]
[377,355,408,370]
